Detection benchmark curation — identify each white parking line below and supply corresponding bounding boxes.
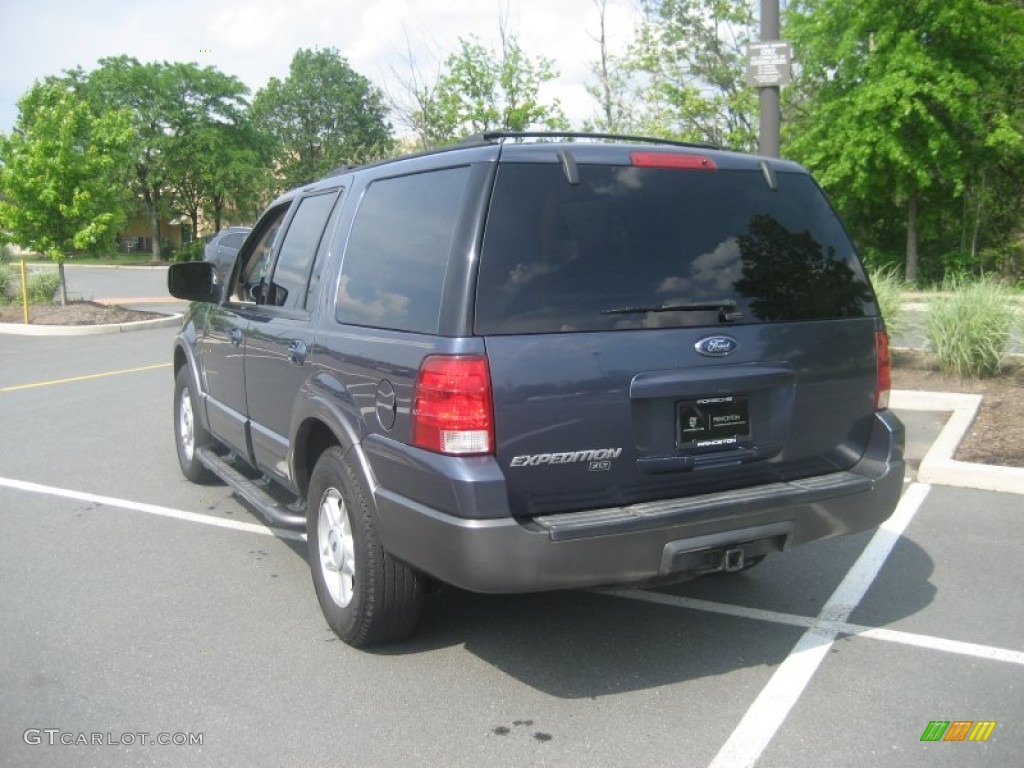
[608,592,1024,666]
[0,476,305,543]
[706,482,931,768]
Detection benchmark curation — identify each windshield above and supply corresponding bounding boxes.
[475,163,876,334]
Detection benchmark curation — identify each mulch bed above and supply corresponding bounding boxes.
[0,301,162,326]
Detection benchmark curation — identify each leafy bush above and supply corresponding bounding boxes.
[26,269,61,304]
[173,241,205,263]
[0,263,12,304]
[920,251,977,285]
[979,243,1024,285]
[868,266,906,339]
[926,277,1019,378]
[859,246,903,275]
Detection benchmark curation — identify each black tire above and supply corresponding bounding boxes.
[173,366,215,483]
[307,446,425,647]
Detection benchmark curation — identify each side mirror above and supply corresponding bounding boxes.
[168,262,221,303]
[248,277,266,303]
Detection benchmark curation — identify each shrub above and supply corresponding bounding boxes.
[910,250,979,287]
[868,266,906,339]
[926,277,1019,378]
[173,241,205,263]
[26,269,61,304]
[979,243,1024,285]
[859,246,903,275]
[0,263,12,303]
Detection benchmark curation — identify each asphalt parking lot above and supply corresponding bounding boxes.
[1,325,1022,767]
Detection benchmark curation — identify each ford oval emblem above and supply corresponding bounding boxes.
[695,336,738,357]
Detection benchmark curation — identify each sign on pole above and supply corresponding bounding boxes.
[746,41,792,88]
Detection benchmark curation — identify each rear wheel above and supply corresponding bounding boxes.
[307,446,425,647]
[174,367,214,483]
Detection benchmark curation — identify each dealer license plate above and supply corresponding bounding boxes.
[677,396,750,449]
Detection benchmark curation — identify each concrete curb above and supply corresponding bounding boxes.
[20,262,169,270]
[890,390,1024,496]
[0,313,182,336]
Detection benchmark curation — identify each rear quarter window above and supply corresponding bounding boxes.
[475,163,876,334]
[335,166,471,333]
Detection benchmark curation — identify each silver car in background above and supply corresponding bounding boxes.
[203,226,251,284]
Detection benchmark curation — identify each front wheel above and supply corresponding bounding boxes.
[307,447,425,647]
[173,367,214,483]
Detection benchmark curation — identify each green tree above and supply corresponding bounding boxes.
[399,28,568,148]
[252,48,393,190]
[585,0,636,134]
[624,0,759,148]
[385,34,450,150]
[0,82,134,303]
[160,63,257,239]
[201,119,274,232]
[785,0,1023,282]
[87,57,170,261]
[964,2,1024,280]
[166,115,270,239]
[86,57,251,259]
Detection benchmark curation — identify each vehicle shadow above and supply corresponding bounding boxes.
[363,528,936,699]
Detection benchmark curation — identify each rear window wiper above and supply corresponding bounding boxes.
[600,300,744,322]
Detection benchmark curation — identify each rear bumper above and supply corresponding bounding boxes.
[372,410,905,593]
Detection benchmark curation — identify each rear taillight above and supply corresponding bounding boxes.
[412,355,494,455]
[630,152,717,170]
[875,330,892,410]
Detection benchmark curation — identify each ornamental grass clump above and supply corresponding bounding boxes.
[868,266,906,339]
[26,270,61,304]
[926,277,1019,378]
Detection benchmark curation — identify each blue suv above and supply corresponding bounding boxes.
[168,133,904,647]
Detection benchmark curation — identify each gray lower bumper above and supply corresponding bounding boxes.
[372,410,905,593]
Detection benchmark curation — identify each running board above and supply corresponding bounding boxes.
[197,447,306,530]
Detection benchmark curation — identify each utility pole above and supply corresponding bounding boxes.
[759,0,781,157]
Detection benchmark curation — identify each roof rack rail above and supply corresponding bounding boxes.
[459,130,719,151]
[325,163,359,178]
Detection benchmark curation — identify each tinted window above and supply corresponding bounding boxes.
[234,206,288,304]
[269,191,338,309]
[475,164,875,335]
[336,167,470,333]
[221,233,246,249]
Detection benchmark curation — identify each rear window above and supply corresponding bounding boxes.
[475,163,876,335]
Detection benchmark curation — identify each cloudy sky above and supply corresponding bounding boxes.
[0,0,639,135]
